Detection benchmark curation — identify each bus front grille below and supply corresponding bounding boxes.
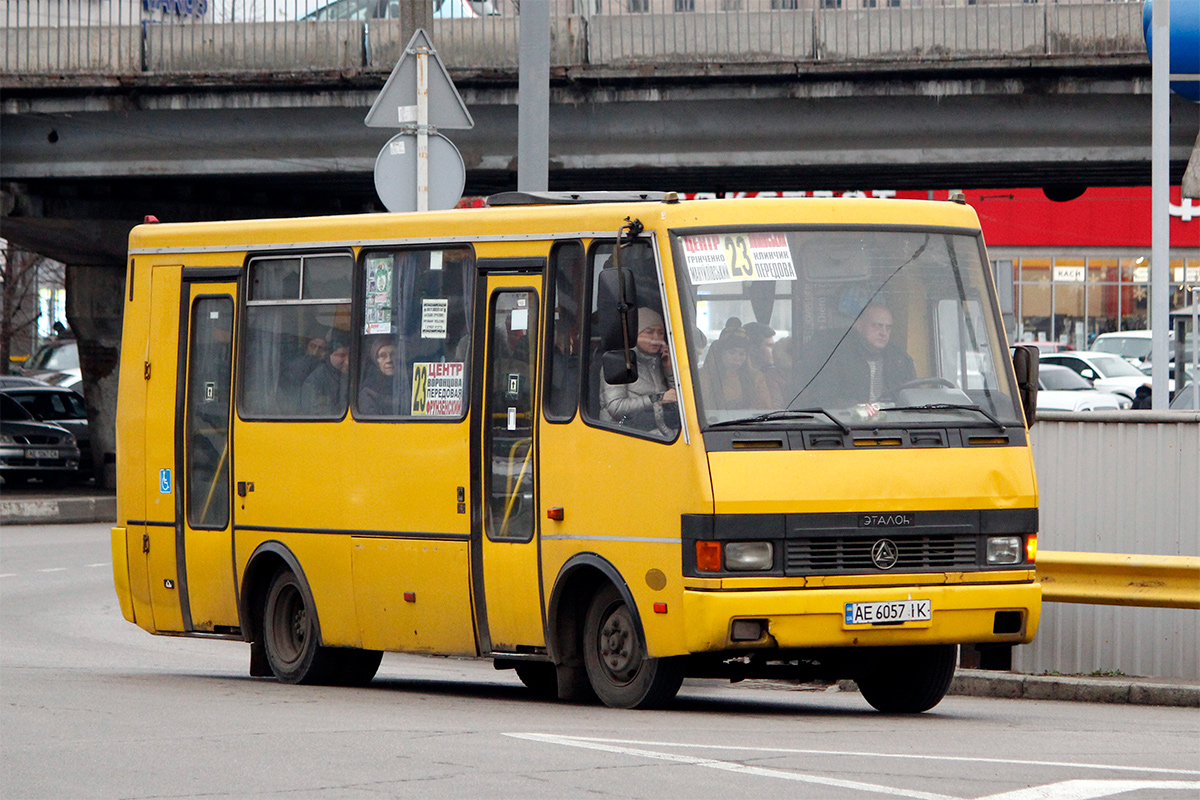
[785,535,979,574]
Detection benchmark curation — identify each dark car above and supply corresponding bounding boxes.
[1,385,92,479]
[0,394,80,486]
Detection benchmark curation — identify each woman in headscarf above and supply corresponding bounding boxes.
[598,307,679,437]
[359,335,403,415]
[699,325,771,415]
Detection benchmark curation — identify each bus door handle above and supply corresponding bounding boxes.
[237,481,255,498]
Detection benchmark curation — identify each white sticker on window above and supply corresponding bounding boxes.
[510,307,529,332]
[421,298,448,339]
[682,233,797,284]
[430,250,444,271]
[364,255,394,334]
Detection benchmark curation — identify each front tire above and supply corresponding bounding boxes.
[855,645,957,713]
[583,584,684,709]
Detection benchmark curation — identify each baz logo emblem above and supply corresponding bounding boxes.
[871,539,900,570]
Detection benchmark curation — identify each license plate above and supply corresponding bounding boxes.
[26,449,59,459]
[844,599,932,626]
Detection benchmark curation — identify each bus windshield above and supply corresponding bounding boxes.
[673,227,1024,430]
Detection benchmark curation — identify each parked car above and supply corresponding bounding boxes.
[0,375,50,388]
[1,385,92,480]
[306,0,488,20]
[1094,329,1195,376]
[1038,351,1151,404]
[18,337,82,390]
[1169,383,1197,410]
[0,394,80,486]
[1024,341,1075,354]
[1036,365,1126,411]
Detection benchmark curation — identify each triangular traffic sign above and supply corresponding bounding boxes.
[364,29,474,130]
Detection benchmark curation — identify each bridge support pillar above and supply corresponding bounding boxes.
[65,264,123,490]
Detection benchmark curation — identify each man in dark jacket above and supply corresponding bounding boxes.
[816,303,916,406]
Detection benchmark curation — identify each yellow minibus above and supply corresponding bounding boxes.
[112,192,1041,712]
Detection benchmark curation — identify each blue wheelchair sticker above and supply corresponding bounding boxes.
[159,468,172,494]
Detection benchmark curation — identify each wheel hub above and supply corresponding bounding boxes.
[599,607,638,682]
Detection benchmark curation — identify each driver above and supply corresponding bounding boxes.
[827,303,916,404]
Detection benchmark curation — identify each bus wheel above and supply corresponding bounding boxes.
[332,648,383,687]
[855,645,957,714]
[262,566,337,684]
[514,662,558,699]
[583,584,684,709]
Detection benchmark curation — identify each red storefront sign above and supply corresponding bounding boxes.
[680,188,1199,248]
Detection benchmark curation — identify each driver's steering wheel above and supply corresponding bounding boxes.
[882,376,956,401]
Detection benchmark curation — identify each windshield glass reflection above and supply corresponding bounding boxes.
[673,228,1023,430]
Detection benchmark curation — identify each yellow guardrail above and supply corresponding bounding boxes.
[1038,551,1200,610]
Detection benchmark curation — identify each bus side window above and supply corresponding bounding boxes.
[583,240,679,441]
[544,241,585,423]
[354,247,474,420]
[241,254,353,420]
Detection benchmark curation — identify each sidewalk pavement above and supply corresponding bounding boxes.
[1,487,116,526]
[4,487,1197,708]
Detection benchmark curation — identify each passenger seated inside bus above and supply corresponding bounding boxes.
[359,335,405,416]
[299,329,350,415]
[598,307,679,438]
[698,323,771,413]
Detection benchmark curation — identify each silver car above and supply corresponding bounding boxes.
[0,394,80,486]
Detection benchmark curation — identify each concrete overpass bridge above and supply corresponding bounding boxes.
[2,1,1197,483]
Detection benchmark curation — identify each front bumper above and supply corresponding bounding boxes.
[681,578,1041,653]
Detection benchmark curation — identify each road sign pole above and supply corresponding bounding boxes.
[1151,0,1170,409]
[417,44,430,213]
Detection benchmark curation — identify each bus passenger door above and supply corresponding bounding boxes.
[473,277,545,653]
[177,282,239,632]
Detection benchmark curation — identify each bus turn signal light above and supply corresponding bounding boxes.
[1026,534,1038,564]
[696,541,722,572]
[547,507,564,521]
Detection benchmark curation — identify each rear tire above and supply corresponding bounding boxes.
[583,584,684,709]
[855,645,957,714]
[262,566,343,685]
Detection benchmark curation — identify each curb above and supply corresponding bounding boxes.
[0,494,116,526]
[946,669,1200,707]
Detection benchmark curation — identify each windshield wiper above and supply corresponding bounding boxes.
[707,408,851,435]
[884,404,1006,432]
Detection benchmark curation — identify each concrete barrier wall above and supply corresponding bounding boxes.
[1017,411,1200,680]
[2,25,140,72]
[146,21,363,73]
[817,6,1044,61]
[588,11,814,65]
[1048,3,1145,55]
[369,17,584,71]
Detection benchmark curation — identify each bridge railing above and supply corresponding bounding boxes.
[1,1,1148,77]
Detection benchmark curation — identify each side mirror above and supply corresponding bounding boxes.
[1011,345,1039,427]
[1081,368,1096,380]
[601,349,639,385]
[595,268,638,352]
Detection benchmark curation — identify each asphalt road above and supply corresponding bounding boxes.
[2,523,1198,800]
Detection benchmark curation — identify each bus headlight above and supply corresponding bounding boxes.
[986,536,1023,565]
[724,541,774,571]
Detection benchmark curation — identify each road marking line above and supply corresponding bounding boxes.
[509,734,1200,800]
[506,732,959,800]
[530,736,1200,776]
[0,573,16,578]
[86,563,110,568]
[37,568,67,573]
[976,779,1200,800]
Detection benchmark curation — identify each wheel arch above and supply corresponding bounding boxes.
[239,541,325,649]
[546,553,645,666]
